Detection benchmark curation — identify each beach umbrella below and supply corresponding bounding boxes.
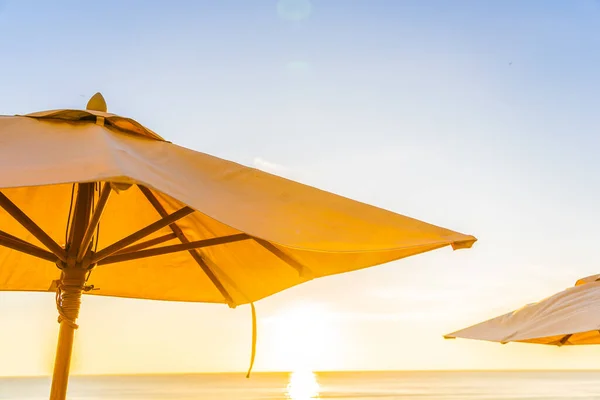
[0,93,476,400]
[444,274,600,346]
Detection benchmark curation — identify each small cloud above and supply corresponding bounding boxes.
[253,157,290,176]
[286,60,312,75]
[277,0,313,21]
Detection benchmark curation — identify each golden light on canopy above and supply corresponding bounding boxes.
[0,93,476,400]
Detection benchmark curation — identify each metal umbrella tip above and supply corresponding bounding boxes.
[86,92,107,112]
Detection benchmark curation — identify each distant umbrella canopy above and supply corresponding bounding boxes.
[445,274,600,346]
[0,93,476,399]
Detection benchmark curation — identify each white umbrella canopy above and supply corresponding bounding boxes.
[445,274,600,346]
[1,94,476,305]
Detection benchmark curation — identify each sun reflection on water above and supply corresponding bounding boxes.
[286,370,320,399]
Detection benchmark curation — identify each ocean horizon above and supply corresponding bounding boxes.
[4,370,600,399]
[8,368,600,377]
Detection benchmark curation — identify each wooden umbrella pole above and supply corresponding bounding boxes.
[49,183,94,400]
[49,268,87,400]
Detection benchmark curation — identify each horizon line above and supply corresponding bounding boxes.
[5,369,600,378]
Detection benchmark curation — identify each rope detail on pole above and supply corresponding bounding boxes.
[55,277,94,329]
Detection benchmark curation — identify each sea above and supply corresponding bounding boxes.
[2,371,600,400]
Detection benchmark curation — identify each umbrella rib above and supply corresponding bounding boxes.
[76,183,111,262]
[113,232,178,255]
[97,234,250,264]
[91,206,195,264]
[252,238,307,276]
[0,191,66,262]
[0,229,57,262]
[138,185,237,306]
[558,334,572,345]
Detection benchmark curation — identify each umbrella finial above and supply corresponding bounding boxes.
[86,92,107,112]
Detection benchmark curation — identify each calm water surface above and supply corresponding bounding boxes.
[2,371,600,399]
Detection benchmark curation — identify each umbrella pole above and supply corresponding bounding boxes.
[49,317,78,399]
[49,182,94,400]
[49,268,87,400]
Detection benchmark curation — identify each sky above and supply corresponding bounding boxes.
[2,0,600,376]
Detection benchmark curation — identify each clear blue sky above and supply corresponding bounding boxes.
[2,0,600,375]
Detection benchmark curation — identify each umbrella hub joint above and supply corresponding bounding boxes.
[63,254,94,270]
